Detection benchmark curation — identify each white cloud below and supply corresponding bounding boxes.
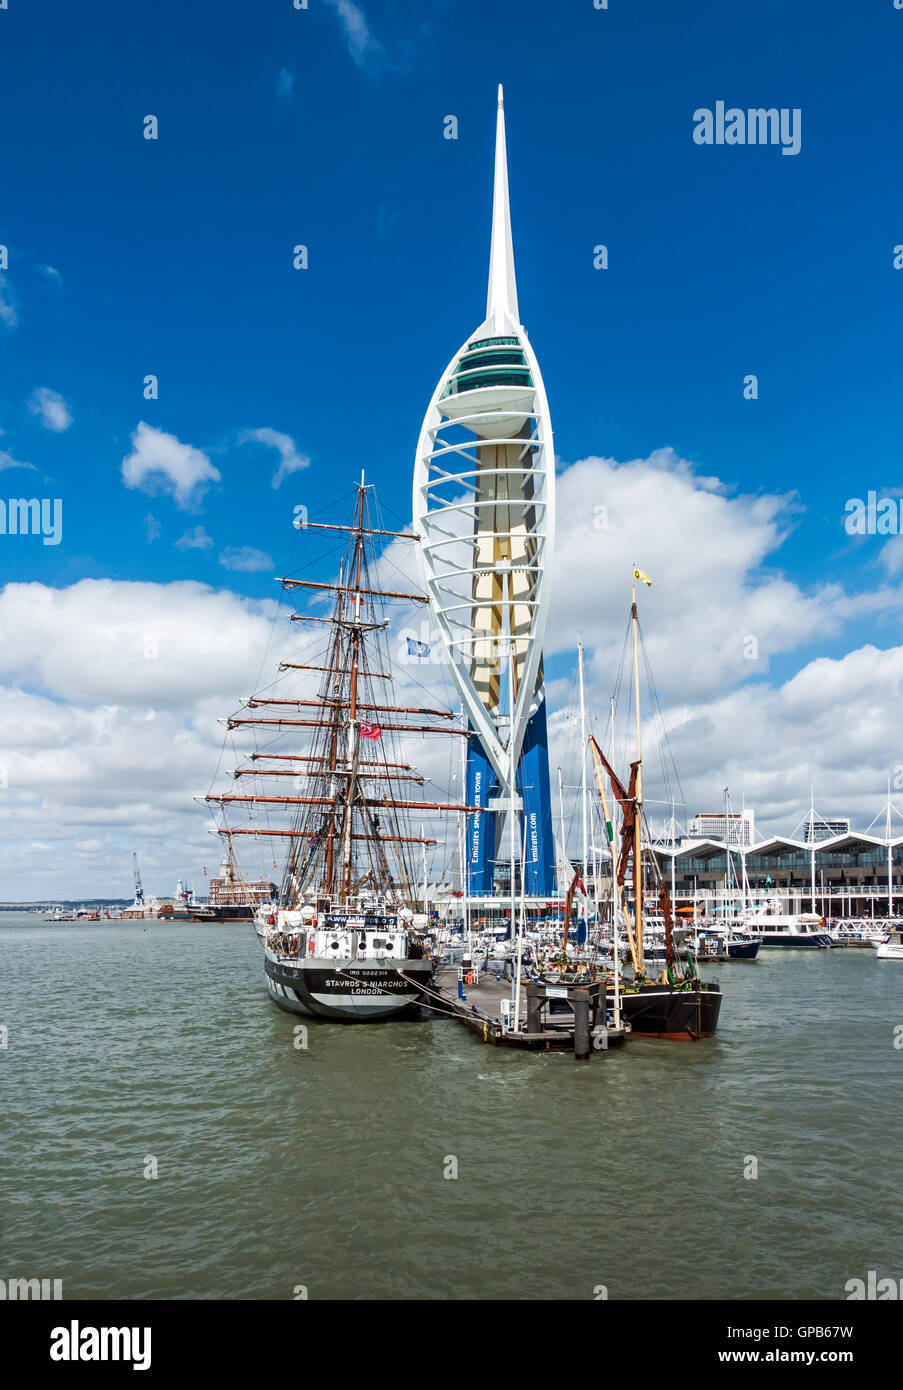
[121,422,221,510]
[324,0,383,68]
[0,578,304,896]
[276,67,295,100]
[370,449,903,839]
[176,526,214,551]
[239,427,310,489]
[0,273,17,328]
[143,513,162,543]
[3,449,903,897]
[0,579,282,707]
[879,534,903,577]
[0,449,36,473]
[41,265,63,286]
[544,450,903,701]
[28,386,72,432]
[219,546,273,573]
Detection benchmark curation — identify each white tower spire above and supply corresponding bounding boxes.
[414,84,555,798]
[486,84,519,330]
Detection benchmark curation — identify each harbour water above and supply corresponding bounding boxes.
[1,914,900,1300]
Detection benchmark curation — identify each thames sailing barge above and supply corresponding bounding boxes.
[206,477,471,1021]
[587,573,723,1040]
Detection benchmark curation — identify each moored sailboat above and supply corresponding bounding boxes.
[588,572,723,1040]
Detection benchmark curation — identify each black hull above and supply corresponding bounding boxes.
[190,905,254,921]
[727,940,760,959]
[611,980,722,1040]
[264,954,432,1021]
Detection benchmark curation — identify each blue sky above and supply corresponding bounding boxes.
[1,0,900,601]
[1,0,903,893]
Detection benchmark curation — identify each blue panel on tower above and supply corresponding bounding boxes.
[518,698,556,897]
[465,729,496,896]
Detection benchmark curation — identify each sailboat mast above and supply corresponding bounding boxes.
[631,580,644,964]
[809,784,816,914]
[578,641,589,898]
[460,704,471,954]
[887,777,894,919]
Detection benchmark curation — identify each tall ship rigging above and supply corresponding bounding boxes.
[206,477,471,1021]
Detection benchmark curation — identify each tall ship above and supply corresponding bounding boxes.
[205,478,471,1021]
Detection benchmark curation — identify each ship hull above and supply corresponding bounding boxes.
[756,934,832,948]
[611,980,722,1040]
[727,940,760,959]
[190,905,254,921]
[264,953,433,1021]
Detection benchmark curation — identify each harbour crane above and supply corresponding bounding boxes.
[132,852,145,907]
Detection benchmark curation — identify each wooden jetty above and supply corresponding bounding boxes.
[431,964,628,1058]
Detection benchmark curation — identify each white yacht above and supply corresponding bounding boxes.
[734,906,833,948]
[874,928,903,960]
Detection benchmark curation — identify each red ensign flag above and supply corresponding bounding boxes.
[360,723,382,739]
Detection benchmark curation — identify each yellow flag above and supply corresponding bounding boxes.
[633,568,652,587]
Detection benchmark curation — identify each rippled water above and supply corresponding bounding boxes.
[1,916,900,1300]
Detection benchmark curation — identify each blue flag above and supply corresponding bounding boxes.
[406,638,430,657]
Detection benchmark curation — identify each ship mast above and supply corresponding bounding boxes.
[206,474,476,909]
[341,477,366,899]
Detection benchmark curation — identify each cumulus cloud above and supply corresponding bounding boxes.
[28,386,72,432]
[239,427,310,489]
[0,273,17,328]
[0,578,306,896]
[372,448,903,839]
[544,450,903,701]
[121,422,221,509]
[175,526,214,551]
[219,546,273,573]
[4,449,903,896]
[0,579,283,707]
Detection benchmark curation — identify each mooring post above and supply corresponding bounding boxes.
[526,983,542,1036]
[573,989,590,1060]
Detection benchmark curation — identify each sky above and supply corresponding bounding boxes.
[1,0,902,897]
